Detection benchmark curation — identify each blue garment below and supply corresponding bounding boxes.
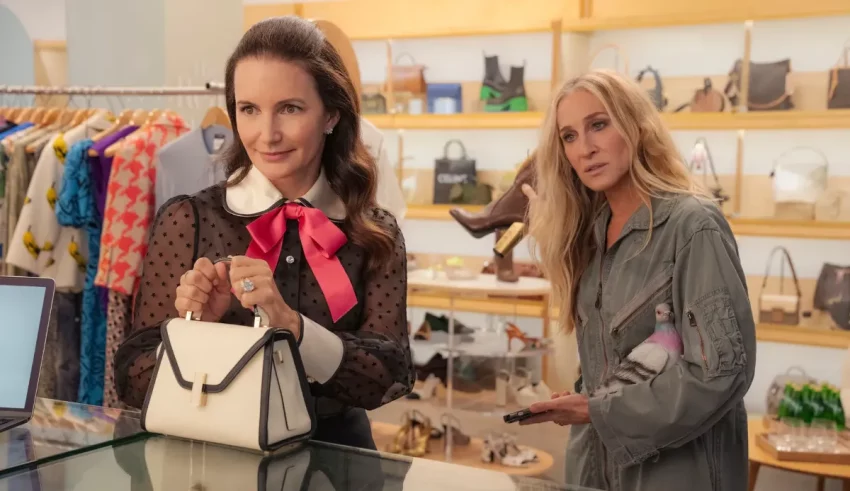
[0,122,33,140]
[56,139,106,406]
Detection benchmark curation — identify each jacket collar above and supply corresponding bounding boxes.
[594,193,676,247]
[224,165,346,220]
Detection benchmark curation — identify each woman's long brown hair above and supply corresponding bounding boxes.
[221,16,394,273]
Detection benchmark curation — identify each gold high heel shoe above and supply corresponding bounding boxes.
[388,411,433,457]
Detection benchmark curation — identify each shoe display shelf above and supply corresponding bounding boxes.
[370,420,555,478]
[407,268,553,465]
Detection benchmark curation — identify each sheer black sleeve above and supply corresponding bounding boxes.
[311,210,414,410]
[114,197,198,408]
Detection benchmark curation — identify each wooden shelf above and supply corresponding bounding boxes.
[367,112,545,130]
[405,208,850,240]
[408,290,850,349]
[406,204,483,220]
[367,110,850,130]
[729,217,850,240]
[562,9,850,32]
[371,421,554,477]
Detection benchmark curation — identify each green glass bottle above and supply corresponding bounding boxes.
[778,383,796,420]
[819,384,835,424]
[800,384,815,424]
[830,385,845,431]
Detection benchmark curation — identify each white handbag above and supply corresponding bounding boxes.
[770,146,828,219]
[141,309,316,451]
[143,436,312,490]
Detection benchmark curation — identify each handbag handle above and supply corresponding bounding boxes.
[588,44,629,74]
[185,307,267,328]
[770,146,829,176]
[688,138,723,189]
[393,52,419,66]
[442,139,469,160]
[759,246,802,299]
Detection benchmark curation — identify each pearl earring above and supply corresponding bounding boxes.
[324,127,334,135]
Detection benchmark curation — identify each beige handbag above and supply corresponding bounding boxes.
[771,147,829,220]
[141,310,315,451]
[143,436,313,491]
[758,246,802,326]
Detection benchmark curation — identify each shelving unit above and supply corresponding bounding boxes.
[405,206,850,241]
[367,110,850,131]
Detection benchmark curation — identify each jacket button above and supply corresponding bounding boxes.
[307,376,315,383]
[286,255,295,264]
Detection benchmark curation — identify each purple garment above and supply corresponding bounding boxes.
[87,125,138,312]
[88,125,138,220]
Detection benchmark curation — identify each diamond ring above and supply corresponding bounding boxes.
[242,278,255,293]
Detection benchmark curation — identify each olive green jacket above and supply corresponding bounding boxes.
[565,194,756,491]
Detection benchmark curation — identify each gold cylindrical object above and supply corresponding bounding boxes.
[493,222,525,258]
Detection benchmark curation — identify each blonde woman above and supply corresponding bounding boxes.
[520,71,755,491]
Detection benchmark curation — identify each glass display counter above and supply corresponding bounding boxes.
[0,398,601,491]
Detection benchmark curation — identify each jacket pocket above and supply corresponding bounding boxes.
[610,263,674,336]
[686,287,746,379]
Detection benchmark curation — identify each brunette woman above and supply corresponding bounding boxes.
[520,71,755,490]
[114,16,414,450]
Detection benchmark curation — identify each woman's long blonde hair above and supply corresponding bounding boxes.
[528,70,704,334]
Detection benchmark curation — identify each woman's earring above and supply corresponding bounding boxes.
[324,127,334,135]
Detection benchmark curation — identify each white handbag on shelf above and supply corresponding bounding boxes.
[770,146,828,220]
[141,309,316,452]
[144,436,312,491]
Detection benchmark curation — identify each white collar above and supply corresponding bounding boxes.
[224,165,347,220]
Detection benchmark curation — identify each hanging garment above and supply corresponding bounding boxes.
[56,139,106,405]
[95,113,189,296]
[0,123,33,264]
[89,125,139,311]
[0,122,33,140]
[154,124,231,211]
[53,291,82,402]
[361,117,407,222]
[90,125,139,220]
[103,290,131,409]
[4,131,55,276]
[6,112,113,291]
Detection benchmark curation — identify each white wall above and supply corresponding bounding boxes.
[0,0,65,40]
[350,15,850,415]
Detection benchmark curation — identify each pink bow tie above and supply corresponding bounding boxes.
[245,202,357,323]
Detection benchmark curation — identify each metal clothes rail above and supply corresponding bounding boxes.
[0,85,224,96]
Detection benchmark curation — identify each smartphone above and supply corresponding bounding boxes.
[503,408,548,424]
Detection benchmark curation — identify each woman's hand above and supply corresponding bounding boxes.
[229,255,301,338]
[175,257,232,322]
[519,391,591,427]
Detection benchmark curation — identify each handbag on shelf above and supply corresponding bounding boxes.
[635,66,668,111]
[587,44,629,74]
[687,138,729,204]
[433,140,477,204]
[141,309,316,452]
[361,93,387,114]
[143,436,313,491]
[385,53,427,95]
[725,58,794,111]
[770,147,829,220]
[765,367,818,416]
[758,246,802,326]
[674,78,727,113]
[814,263,850,330]
[828,42,850,109]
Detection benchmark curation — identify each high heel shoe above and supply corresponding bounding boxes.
[505,323,550,351]
[449,153,536,239]
[388,411,433,457]
[405,373,441,400]
[440,413,471,447]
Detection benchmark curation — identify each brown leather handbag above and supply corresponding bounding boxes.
[385,53,427,95]
[725,58,794,111]
[814,264,850,330]
[758,246,801,326]
[828,44,850,109]
[674,78,727,113]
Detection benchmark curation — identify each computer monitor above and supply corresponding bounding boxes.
[0,276,55,419]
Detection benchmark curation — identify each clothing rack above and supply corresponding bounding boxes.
[0,85,224,96]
